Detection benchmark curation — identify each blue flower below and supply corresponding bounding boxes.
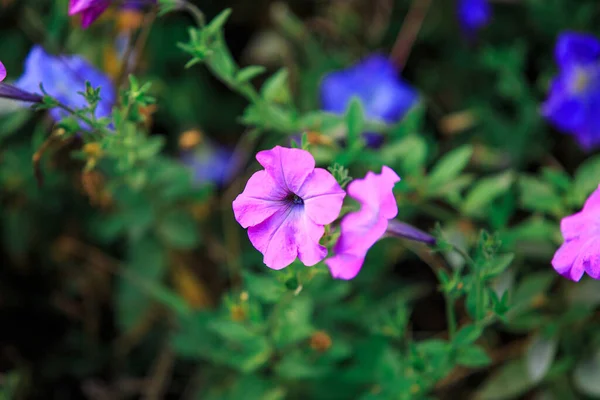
[319,55,418,147]
[457,0,491,36]
[181,145,236,186]
[542,32,600,150]
[15,45,115,126]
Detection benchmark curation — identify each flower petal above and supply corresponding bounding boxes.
[555,32,600,68]
[248,207,298,270]
[325,253,366,280]
[325,211,388,279]
[232,170,286,228]
[541,74,587,133]
[247,207,327,269]
[552,238,585,281]
[378,166,402,219]
[296,213,327,266]
[577,236,600,279]
[346,166,400,218]
[0,62,6,82]
[256,146,315,194]
[297,168,345,225]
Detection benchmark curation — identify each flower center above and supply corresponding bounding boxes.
[570,65,598,94]
[286,193,304,206]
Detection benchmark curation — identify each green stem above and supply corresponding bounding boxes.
[445,293,457,339]
[180,1,206,27]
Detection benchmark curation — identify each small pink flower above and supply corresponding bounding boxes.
[69,0,111,28]
[0,61,6,82]
[552,185,600,281]
[233,146,345,270]
[325,166,400,280]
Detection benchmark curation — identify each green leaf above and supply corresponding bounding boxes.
[511,271,554,309]
[382,134,428,174]
[456,344,492,368]
[454,324,483,346]
[117,235,167,330]
[462,172,514,216]
[518,175,562,214]
[157,209,200,249]
[236,65,267,83]
[261,69,291,105]
[345,97,365,146]
[476,360,536,400]
[573,352,600,397]
[428,145,473,189]
[526,334,557,383]
[272,296,314,348]
[482,253,515,280]
[205,8,232,36]
[137,136,165,160]
[209,320,258,342]
[573,155,600,204]
[243,271,285,303]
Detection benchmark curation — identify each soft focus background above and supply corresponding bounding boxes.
[2,0,600,399]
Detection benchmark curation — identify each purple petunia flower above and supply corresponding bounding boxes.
[320,55,418,147]
[0,61,6,82]
[232,146,345,270]
[325,166,401,280]
[15,45,115,125]
[552,185,600,281]
[181,144,236,187]
[457,0,491,37]
[69,0,111,28]
[542,32,600,150]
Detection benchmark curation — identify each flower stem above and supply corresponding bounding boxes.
[444,292,457,339]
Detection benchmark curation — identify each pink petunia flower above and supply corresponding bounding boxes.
[233,146,345,270]
[0,61,5,82]
[69,0,111,28]
[552,185,600,281]
[325,166,401,280]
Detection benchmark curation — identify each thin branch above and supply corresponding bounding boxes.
[390,0,433,70]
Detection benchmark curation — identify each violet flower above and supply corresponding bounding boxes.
[552,185,600,281]
[15,45,115,125]
[0,61,5,82]
[232,146,345,270]
[69,0,111,28]
[325,166,401,280]
[181,144,236,187]
[542,32,600,150]
[69,0,155,28]
[320,55,418,147]
[457,0,492,37]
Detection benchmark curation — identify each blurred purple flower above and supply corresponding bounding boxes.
[69,0,154,28]
[542,32,600,150]
[232,146,345,270]
[181,145,236,186]
[0,61,6,82]
[320,55,418,147]
[69,0,111,28]
[552,185,600,281]
[457,0,492,36]
[325,166,401,280]
[15,45,115,124]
